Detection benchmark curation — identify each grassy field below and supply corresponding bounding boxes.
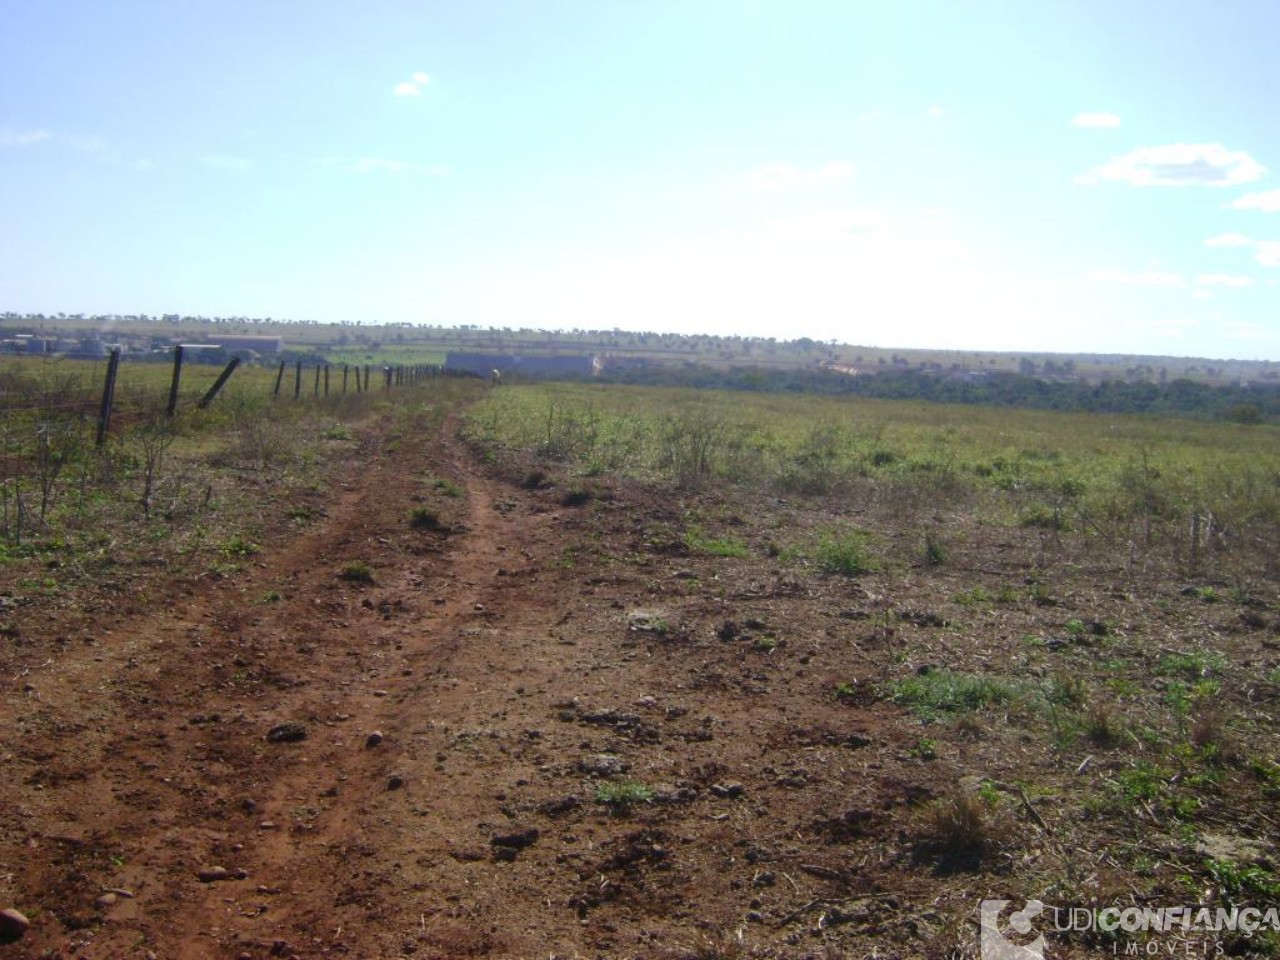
[0,353,474,575]
[466,381,1280,581]
[459,380,1280,955]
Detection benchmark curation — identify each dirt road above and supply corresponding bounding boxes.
[4,399,932,960]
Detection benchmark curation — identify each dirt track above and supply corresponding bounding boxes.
[4,398,1278,959]
[1,400,916,960]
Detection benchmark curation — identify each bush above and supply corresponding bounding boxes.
[339,561,375,584]
[814,527,879,576]
[409,507,444,530]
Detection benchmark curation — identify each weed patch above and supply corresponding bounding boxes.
[594,781,656,807]
[890,669,1022,721]
[813,527,879,576]
[684,526,748,558]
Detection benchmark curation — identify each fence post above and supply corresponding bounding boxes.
[343,364,349,393]
[96,348,121,445]
[273,360,285,399]
[324,365,330,397]
[294,360,302,400]
[313,365,320,396]
[197,357,241,409]
[166,345,184,417]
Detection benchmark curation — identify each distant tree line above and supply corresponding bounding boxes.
[592,365,1279,422]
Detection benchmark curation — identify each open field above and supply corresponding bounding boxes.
[1,377,1277,958]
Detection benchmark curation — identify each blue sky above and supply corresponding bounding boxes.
[3,1,1280,360]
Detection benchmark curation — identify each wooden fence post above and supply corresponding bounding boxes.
[166,345,184,417]
[96,348,121,445]
[273,360,285,399]
[197,357,241,409]
[294,360,302,400]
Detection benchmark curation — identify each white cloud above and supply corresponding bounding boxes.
[1088,269,1186,287]
[201,155,250,172]
[1225,189,1280,212]
[315,156,449,176]
[1072,112,1121,129]
[858,109,881,123]
[1255,241,1280,267]
[393,71,431,97]
[743,161,853,191]
[1205,232,1253,247]
[1195,274,1256,287]
[1,129,51,147]
[927,105,944,118]
[1084,143,1265,187]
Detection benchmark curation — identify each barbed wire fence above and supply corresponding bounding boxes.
[0,348,469,545]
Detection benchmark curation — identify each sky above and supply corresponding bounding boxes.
[3,1,1280,361]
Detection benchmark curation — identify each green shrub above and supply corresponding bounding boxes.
[814,528,879,576]
[922,531,948,566]
[409,506,444,530]
[339,562,375,584]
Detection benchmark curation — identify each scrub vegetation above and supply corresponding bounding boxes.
[3,365,1278,958]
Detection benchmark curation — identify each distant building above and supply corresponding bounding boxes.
[70,338,108,358]
[445,353,599,378]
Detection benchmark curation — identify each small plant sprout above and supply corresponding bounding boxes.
[594,781,656,807]
[912,738,939,760]
[1085,700,1125,747]
[220,535,261,558]
[339,562,375,584]
[684,526,749,558]
[922,531,948,566]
